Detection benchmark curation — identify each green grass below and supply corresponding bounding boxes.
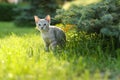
[0,22,35,38]
[0,22,120,80]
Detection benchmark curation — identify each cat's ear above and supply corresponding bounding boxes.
[34,16,40,23]
[45,15,50,23]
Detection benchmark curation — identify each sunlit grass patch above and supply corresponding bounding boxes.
[0,22,120,79]
[0,35,110,79]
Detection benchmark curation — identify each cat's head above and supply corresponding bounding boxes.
[34,15,50,31]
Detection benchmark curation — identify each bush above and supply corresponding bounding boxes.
[55,0,120,43]
[14,5,35,27]
[14,0,62,27]
[0,3,17,21]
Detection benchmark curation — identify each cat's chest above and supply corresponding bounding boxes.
[41,30,55,43]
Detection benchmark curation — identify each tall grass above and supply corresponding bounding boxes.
[0,22,120,80]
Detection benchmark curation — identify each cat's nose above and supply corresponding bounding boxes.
[41,27,43,29]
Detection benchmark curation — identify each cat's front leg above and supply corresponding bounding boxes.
[45,43,49,52]
[50,41,57,51]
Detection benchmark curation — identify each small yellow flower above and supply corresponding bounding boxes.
[62,24,75,32]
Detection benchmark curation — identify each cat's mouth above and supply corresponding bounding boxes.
[40,28,46,31]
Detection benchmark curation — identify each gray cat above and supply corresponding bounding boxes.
[34,15,66,51]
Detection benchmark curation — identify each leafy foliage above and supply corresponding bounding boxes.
[55,0,120,42]
[0,3,17,21]
[14,0,63,26]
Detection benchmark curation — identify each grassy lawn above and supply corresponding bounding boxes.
[0,22,36,38]
[0,22,120,80]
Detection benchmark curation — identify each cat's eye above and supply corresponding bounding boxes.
[44,24,46,26]
[38,24,41,26]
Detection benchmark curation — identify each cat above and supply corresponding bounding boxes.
[34,15,66,51]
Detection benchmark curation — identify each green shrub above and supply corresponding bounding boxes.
[14,0,62,27]
[55,0,120,43]
[0,3,17,21]
[14,5,35,27]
